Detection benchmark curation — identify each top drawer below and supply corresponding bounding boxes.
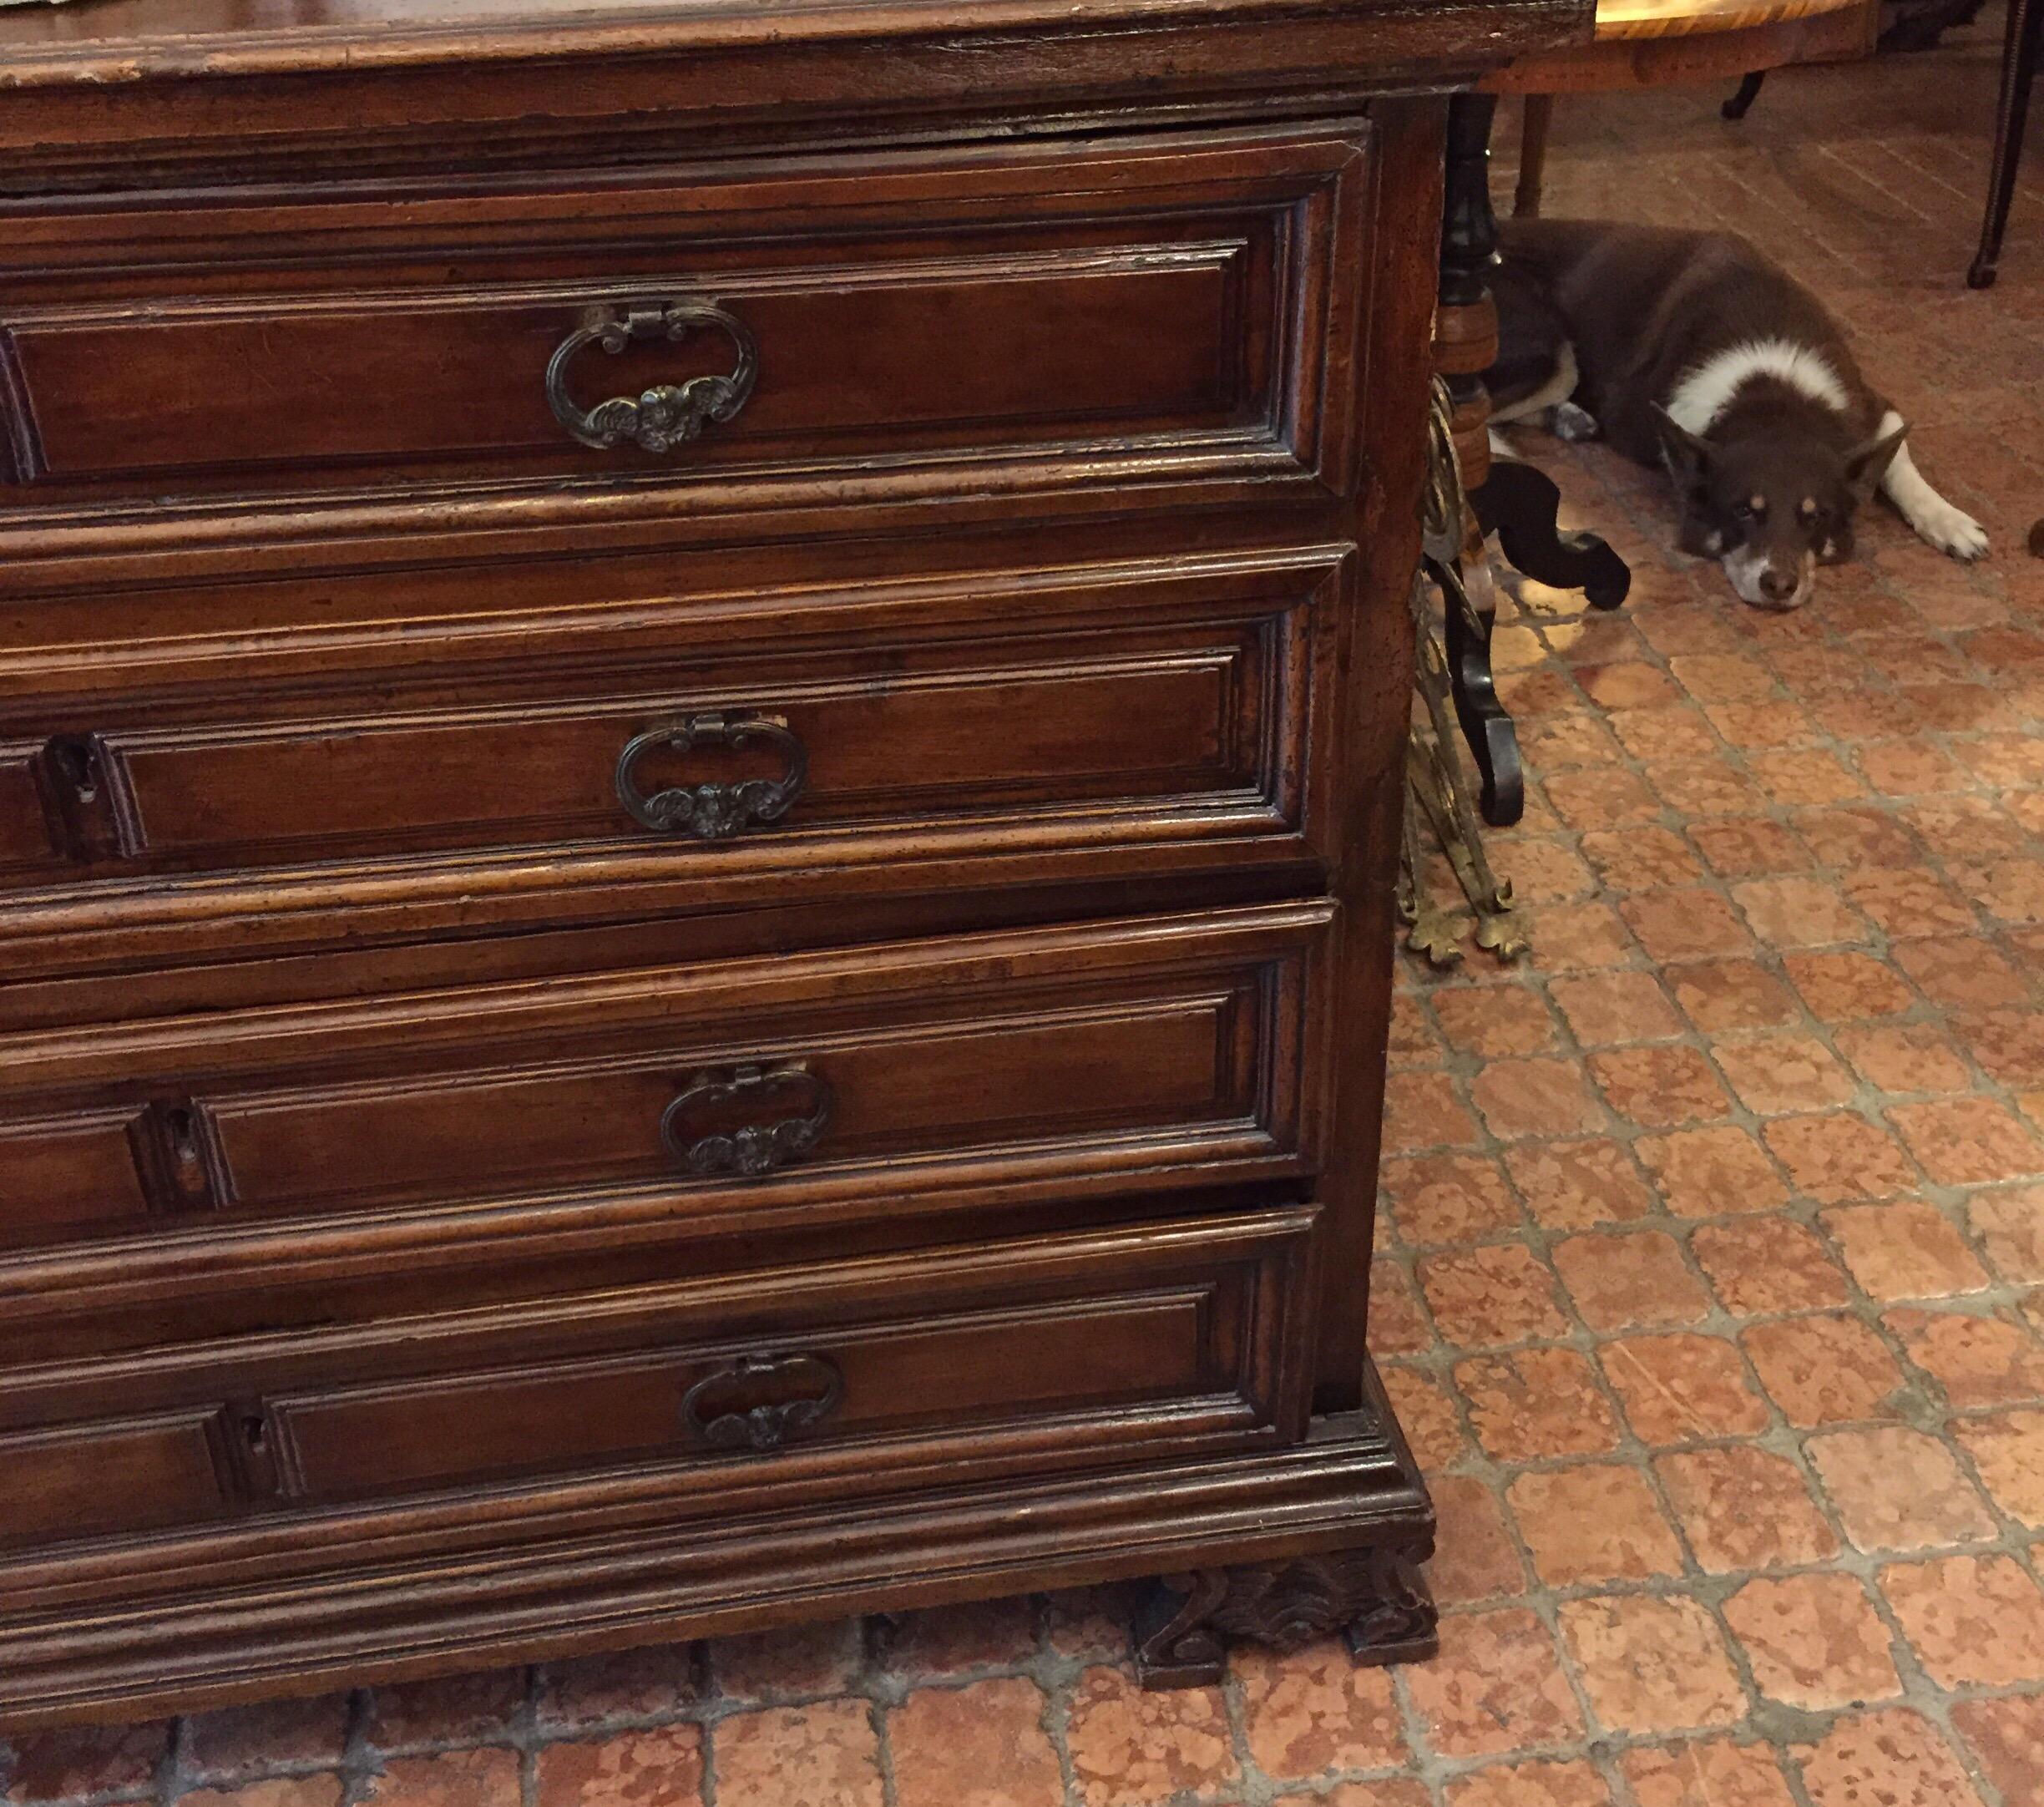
[0,128,1372,534]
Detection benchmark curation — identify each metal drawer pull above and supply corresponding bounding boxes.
[615,711,806,840]
[683,1352,844,1452]
[661,1060,833,1177]
[545,299,757,453]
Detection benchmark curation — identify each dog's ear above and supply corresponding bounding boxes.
[1652,404,1715,491]
[1845,418,1908,500]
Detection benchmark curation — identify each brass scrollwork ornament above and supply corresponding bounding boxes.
[1401,377,1526,966]
[547,300,757,453]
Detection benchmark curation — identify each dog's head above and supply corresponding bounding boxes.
[1653,406,1906,610]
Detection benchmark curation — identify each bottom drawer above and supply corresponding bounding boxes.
[0,1207,1318,1561]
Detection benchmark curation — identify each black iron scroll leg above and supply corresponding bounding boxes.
[1441,554,1520,827]
[1443,93,1629,616]
[1475,460,1632,612]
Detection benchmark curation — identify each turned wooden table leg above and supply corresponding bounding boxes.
[1438,91,1630,828]
[1514,93,1554,216]
[1435,93,1517,827]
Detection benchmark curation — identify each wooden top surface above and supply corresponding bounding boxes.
[0,0,1589,85]
[1595,0,1864,41]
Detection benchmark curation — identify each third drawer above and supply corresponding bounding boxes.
[0,903,1334,1317]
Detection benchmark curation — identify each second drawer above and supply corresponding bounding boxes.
[0,904,1333,1305]
[0,553,1342,978]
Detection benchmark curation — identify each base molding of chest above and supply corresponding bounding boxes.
[0,1368,1429,1729]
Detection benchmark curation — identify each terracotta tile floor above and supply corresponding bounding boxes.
[7,22,2044,1807]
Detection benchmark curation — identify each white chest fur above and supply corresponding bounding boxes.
[1664,337,1852,434]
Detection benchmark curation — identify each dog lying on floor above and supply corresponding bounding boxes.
[1486,218,1990,610]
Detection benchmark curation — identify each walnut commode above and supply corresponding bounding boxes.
[0,0,1587,1725]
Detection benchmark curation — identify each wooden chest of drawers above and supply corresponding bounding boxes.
[0,0,1586,1727]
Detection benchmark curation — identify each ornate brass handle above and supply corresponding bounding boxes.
[615,711,806,840]
[682,1352,844,1452]
[661,1061,833,1177]
[545,300,757,453]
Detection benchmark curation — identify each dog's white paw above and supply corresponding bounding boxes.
[1553,402,1600,443]
[1916,500,1991,561]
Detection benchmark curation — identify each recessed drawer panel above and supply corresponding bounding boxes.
[0,761,43,866]
[0,1412,234,1550]
[0,905,1333,1306]
[0,1209,1318,1553]
[13,633,1263,878]
[0,127,1370,525]
[277,1288,1212,1502]
[0,1110,153,1233]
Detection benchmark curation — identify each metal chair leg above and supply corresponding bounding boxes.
[1722,70,1768,119]
[1971,0,2039,288]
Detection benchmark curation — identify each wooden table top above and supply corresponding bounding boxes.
[1485,0,1874,92]
[0,0,1593,83]
[1594,0,1865,42]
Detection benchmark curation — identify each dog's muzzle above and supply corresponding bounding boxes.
[1723,547,1814,611]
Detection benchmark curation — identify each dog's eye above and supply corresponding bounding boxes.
[1734,496,1768,523]
[1798,498,1819,524]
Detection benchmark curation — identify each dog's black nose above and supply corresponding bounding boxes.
[1759,568,1799,602]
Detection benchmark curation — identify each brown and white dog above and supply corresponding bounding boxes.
[1487,218,1989,610]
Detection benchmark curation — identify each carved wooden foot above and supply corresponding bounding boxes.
[1474,458,1632,613]
[1131,1541,1439,1688]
